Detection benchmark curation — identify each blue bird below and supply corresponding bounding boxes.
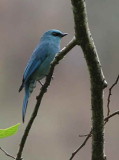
[19,29,67,122]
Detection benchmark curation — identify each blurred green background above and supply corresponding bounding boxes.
[0,0,119,159]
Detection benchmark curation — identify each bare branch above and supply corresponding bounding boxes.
[104,110,119,122]
[69,110,119,160]
[107,75,119,116]
[0,147,16,159]
[69,130,92,160]
[15,38,77,160]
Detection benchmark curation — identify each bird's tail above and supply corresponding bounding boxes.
[22,81,36,122]
[22,84,30,123]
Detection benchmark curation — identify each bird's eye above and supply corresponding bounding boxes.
[52,32,61,37]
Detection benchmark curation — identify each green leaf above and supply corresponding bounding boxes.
[0,123,20,138]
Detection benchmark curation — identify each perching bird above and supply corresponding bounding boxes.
[19,29,67,122]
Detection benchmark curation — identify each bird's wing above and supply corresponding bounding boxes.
[23,43,49,83]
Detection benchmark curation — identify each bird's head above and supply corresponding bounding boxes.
[40,29,68,43]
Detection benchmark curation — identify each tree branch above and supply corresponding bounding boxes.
[69,130,92,160]
[69,110,119,160]
[71,0,107,160]
[104,110,119,122]
[0,147,16,159]
[1,1,118,160]
[107,74,119,116]
[70,74,119,160]
[15,38,77,160]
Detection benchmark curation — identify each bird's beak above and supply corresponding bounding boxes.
[61,33,68,37]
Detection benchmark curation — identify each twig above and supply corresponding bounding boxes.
[15,38,77,160]
[79,134,89,137]
[69,110,119,160]
[104,110,119,123]
[69,130,92,160]
[107,74,119,116]
[0,147,16,159]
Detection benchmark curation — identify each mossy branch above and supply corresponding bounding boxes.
[71,0,107,160]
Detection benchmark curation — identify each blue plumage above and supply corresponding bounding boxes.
[19,29,67,122]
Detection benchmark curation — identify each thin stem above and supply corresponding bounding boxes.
[69,130,92,160]
[0,147,16,159]
[107,75,119,116]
